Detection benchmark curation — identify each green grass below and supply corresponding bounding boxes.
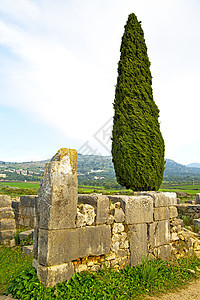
[2,246,200,299]
[160,183,200,195]
[0,245,33,294]
[0,181,39,189]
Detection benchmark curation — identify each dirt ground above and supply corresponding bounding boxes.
[146,278,200,299]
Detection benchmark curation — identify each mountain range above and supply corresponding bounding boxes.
[1,155,200,180]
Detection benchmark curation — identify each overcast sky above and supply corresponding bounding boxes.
[0,0,199,164]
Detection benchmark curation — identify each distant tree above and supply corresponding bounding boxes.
[112,13,165,191]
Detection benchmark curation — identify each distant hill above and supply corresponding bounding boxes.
[164,159,200,177]
[187,163,200,169]
[1,155,200,182]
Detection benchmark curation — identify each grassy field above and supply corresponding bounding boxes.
[0,181,39,189]
[160,183,200,195]
[0,245,32,294]
[0,181,200,197]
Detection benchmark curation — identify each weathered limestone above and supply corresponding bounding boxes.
[152,244,171,261]
[19,229,34,241]
[34,148,114,287]
[76,204,95,227]
[32,156,178,288]
[38,149,78,230]
[196,194,200,204]
[149,220,170,248]
[37,262,74,288]
[129,224,147,266]
[78,194,109,224]
[177,203,200,220]
[12,196,38,229]
[108,195,153,224]
[37,225,111,266]
[0,195,16,243]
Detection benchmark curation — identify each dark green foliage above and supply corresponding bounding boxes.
[112,13,165,191]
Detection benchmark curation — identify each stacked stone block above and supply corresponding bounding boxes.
[177,203,200,220]
[0,195,16,243]
[33,148,178,287]
[12,196,37,229]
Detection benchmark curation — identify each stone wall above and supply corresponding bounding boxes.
[0,195,16,243]
[176,194,200,220]
[32,148,178,287]
[12,196,37,229]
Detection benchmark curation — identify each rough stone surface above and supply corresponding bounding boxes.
[23,245,33,255]
[38,148,78,230]
[37,262,74,287]
[0,230,16,241]
[19,229,34,241]
[20,195,37,207]
[0,219,16,231]
[0,195,12,208]
[153,244,171,260]
[154,207,169,221]
[135,192,177,207]
[193,219,200,229]
[38,225,111,266]
[177,203,200,220]
[32,162,178,288]
[76,204,95,227]
[113,207,125,223]
[196,193,200,204]
[129,223,147,266]
[0,207,14,220]
[0,195,16,242]
[149,220,170,248]
[151,192,177,207]
[169,206,178,219]
[78,194,109,224]
[108,195,153,224]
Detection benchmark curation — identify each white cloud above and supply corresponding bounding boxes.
[0,0,200,163]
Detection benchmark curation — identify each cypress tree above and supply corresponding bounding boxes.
[112,13,165,191]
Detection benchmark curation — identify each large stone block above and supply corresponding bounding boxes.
[134,192,177,207]
[78,194,109,224]
[150,192,177,207]
[38,225,111,266]
[37,262,74,287]
[149,220,170,248]
[196,194,200,204]
[20,195,38,207]
[0,207,15,220]
[0,229,16,241]
[169,206,178,219]
[152,244,171,260]
[108,195,153,224]
[154,207,169,221]
[129,224,147,266]
[19,229,34,241]
[0,219,16,231]
[33,228,39,259]
[0,195,11,208]
[38,148,78,230]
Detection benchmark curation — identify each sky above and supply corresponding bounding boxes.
[0,0,200,165]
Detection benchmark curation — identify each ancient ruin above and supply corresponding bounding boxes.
[32,148,178,287]
[4,148,200,287]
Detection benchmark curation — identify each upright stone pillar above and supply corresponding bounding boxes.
[196,194,200,204]
[33,148,78,286]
